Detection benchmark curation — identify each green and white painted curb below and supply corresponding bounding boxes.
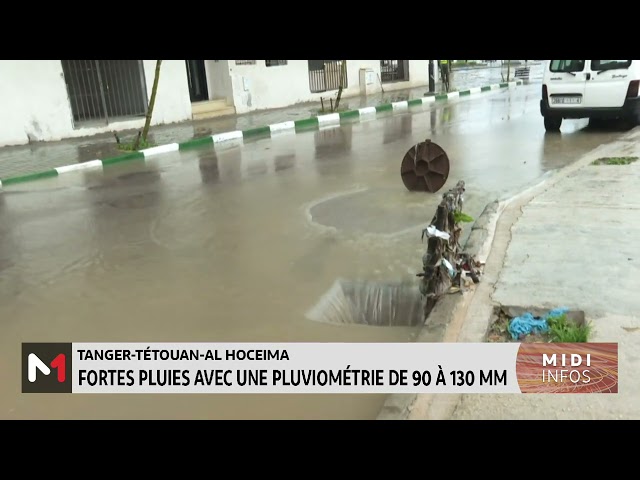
[0,81,522,188]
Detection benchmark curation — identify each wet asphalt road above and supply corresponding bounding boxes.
[0,81,628,419]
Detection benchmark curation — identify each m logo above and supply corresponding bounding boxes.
[22,343,73,393]
[28,353,66,383]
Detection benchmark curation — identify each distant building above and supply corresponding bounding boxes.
[0,60,438,147]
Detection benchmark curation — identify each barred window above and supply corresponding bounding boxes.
[61,60,148,127]
[235,60,256,65]
[266,60,288,67]
[308,60,347,93]
[380,60,409,83]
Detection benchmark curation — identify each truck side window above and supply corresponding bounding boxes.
[590,60,632,71]
[550,60,585,73]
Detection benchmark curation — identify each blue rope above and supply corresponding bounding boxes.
[508,307,569,340]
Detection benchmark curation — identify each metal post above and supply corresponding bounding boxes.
[138,60,149,114]
[94,60,110,125]
[428,60,435,93]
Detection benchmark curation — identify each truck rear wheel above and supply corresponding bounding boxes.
[544,116,562,132]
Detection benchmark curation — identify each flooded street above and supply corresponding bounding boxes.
[0,78,627,419]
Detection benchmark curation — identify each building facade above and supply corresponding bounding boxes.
[0,60,192,147]
[0,60,437,148]
[191,60,434,116]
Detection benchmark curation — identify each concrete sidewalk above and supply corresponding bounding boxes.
[408,126,640,420]
[0,68,514,180]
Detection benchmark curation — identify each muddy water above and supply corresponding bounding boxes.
[0,157,430,419]
[0,83,626,419]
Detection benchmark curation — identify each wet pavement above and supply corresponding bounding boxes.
[0,63,543,179]
[0,78,628,419]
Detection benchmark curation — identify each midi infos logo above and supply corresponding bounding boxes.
[515,343,618,393]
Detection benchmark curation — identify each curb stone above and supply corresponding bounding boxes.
[0,81,522,188]
[462,201,500,260]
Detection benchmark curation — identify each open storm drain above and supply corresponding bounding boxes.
[306,279,424,327]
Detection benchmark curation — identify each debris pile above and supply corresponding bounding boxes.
[417,180,483,319]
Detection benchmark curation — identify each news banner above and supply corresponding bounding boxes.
[22,342,618,394]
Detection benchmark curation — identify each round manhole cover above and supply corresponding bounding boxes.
[400,140,450,193]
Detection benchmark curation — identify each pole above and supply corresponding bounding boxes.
[428,60,435,93]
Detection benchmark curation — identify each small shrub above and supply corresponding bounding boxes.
[117,139,154,152]
[591,156,638,166]
[315,106,349,115]
[547,314,591,342]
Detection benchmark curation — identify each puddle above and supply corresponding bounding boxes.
[307,188,431,235]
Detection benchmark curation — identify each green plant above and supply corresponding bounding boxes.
[117,138,154,151]
[454,211,474,223]
[591,156,638,165]
[547,314,591,342]
[315,106,349,115]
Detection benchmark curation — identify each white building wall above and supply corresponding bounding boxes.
[0,60,193,148]
[0,60,75,146]
[229,61,310,114]
[228,60,436,114]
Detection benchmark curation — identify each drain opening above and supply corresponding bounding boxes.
[306,279,424,327]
